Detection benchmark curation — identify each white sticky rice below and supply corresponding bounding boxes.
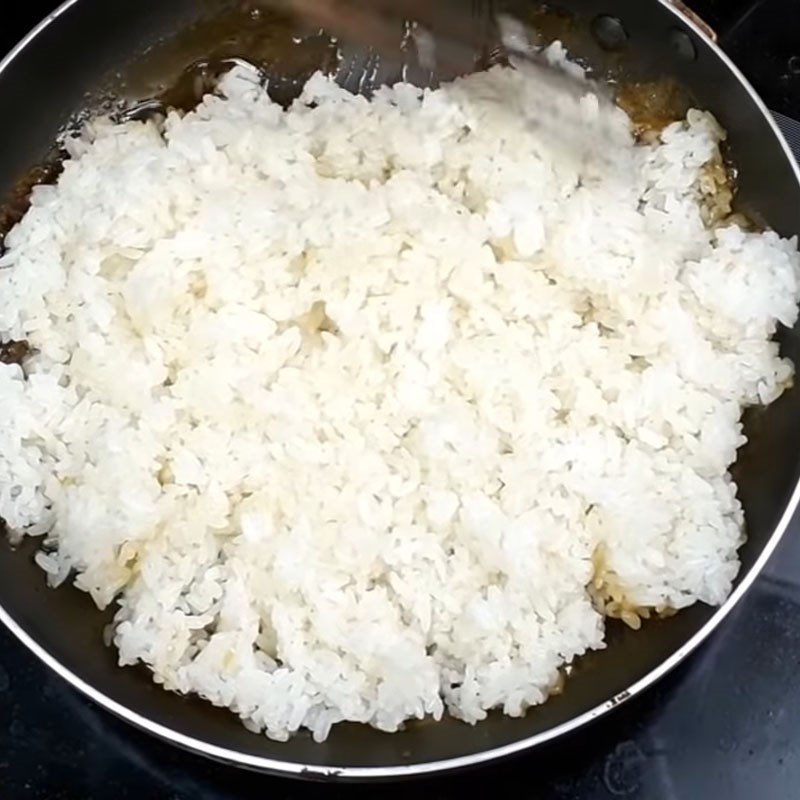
[1,48,799,742]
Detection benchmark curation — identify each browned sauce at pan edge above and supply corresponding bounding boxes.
[0,160,63,248]
[0,160,62,368]
[123,2,340,113]
[616,79,692,141]
[0,340,30,367]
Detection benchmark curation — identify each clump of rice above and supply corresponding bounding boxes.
[1,47,799,742]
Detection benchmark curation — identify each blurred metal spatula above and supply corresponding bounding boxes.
[267,0,611,101]
[252,0,630,170]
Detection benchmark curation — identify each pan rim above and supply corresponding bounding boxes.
[1,0,799,780]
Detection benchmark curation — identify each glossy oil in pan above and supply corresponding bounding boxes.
[0,0,798,779]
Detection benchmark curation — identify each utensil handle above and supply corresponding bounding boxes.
[663,0,718,43]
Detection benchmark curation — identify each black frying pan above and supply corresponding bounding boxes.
[1,0,799,779]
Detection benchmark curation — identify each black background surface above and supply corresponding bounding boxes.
[2,2,800,798]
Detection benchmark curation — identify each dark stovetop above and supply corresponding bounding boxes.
[3,2,800,798]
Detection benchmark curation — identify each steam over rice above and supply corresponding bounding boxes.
[1,51,799,742]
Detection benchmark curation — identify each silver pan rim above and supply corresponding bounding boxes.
[1,0,799,780]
